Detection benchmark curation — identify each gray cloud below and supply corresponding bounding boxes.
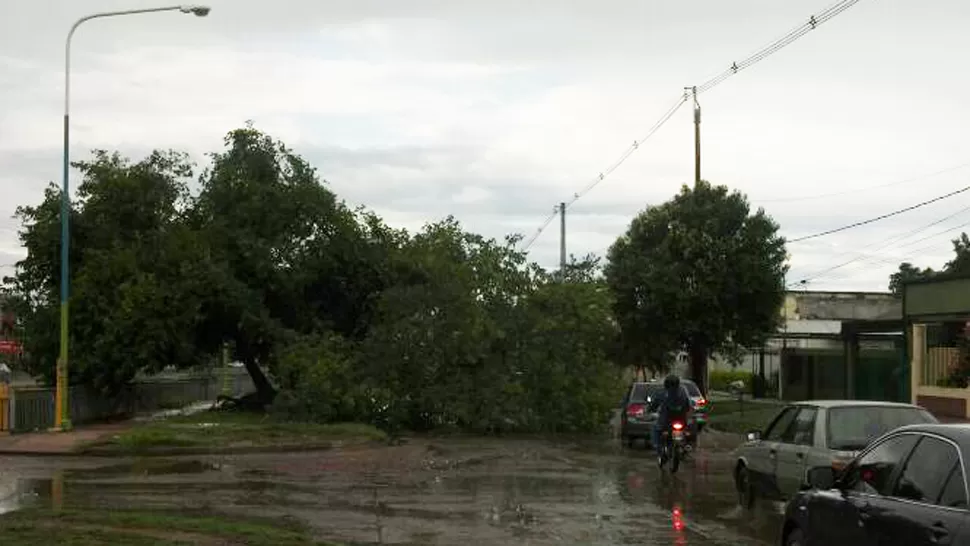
[5,0,970,291]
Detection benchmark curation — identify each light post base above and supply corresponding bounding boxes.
[48,420,73,433]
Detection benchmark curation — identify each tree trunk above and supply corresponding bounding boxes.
[243,356,277,405]
[688,344,708,395]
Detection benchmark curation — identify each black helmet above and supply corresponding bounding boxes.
[663,374,680,390]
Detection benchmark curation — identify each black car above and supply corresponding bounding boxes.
[619,381,664,448]
[619,379,704,448]
[781,423,970,546]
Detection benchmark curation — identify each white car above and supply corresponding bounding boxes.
[733,400,938,508]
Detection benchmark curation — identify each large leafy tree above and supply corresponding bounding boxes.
[189,125,390,404]
[357,218,535,430]
[4,125,625,433]
[605,180,787,394]
[7,151,217,392]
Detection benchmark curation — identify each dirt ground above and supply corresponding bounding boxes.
[0,431,784,545]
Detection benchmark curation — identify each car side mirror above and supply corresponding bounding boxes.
[803,466,836,491]
[745,429,761,442]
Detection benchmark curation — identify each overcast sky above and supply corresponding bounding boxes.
[2,0,969,292]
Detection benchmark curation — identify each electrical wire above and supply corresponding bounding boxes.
[755,161,970,204]
[798,229,970,286]
[791,206,970,284]
[787,184,970,244]
[521,208,560,253]
[694,0,864,95]
[520,94,688,252]
[518,0,868,252]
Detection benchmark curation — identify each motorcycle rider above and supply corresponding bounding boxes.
[650,374,692,468]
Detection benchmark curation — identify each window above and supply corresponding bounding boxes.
[682,381,701,397]
[630,384,649,402]
[844,434,918,496]
[765,407,798,442]
[938,463,968,509]
[827,406,937,451]
[782,407,818,446]
[892,436,959,505]
[645,386,665,411]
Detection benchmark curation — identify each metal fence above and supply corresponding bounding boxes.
[8,369,253,433]
[922,347,960,387]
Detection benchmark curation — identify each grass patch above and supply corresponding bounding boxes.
[707,398,784,434]
[0,508,340,546]
[82,411,387,455]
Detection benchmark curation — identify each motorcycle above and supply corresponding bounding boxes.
[661,419,689,473]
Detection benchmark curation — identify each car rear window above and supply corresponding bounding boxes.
[682,381,701,397]
[630,383,663,402]
[827,406,938,451]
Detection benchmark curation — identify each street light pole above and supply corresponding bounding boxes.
[57,4,211,431]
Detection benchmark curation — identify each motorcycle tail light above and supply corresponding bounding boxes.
[672,422,684,431]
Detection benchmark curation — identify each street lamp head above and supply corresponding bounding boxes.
[179,5,211,16]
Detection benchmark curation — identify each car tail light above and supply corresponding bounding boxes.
[696,398,707,408]
[672,421,684,431]
[626,403,645,418]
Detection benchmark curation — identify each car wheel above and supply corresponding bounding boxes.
[785,528,805,546]
[736,464,755,509]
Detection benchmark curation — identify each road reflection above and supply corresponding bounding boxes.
[0,436,784,545]
[0,472,47,516]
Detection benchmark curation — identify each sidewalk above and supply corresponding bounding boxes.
[0,401,216,456]
[0,423,130,456]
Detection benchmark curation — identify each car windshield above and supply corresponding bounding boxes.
[827,406,937,451]
[682,381,701,397]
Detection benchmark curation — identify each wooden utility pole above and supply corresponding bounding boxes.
[692,86,701,184]
[559,202,567,279]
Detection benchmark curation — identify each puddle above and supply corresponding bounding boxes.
[0,436,783,545]
[0,477,50,516]
[65,460,223,480]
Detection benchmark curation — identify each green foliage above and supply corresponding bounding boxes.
[4,125,622,434]
[605,180,788,393]
[889,262,936,295]
[709,369,754,393]
[83,410,385,455]
[889,234,970,295]
[270,333,376,423]
[9,151,213,393]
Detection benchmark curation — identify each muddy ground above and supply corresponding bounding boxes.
[0,432,783,545]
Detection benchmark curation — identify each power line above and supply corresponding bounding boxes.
[694,0,864,95]
[521,94,688,252]
[789,217,970,288]
[755,161,970,204]
[519,0,868,252]
[521,207,560,252]
[791,206,970,283]
[787,184,970,244]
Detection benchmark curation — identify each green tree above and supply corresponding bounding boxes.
[888,262,935,296]
[6,151,216,392]
[357,218,534,431]
[190,125,385,405]
[604,180,787,394]
[514,276,620,431]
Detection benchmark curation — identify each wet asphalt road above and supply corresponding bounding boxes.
[0,433,784,545]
